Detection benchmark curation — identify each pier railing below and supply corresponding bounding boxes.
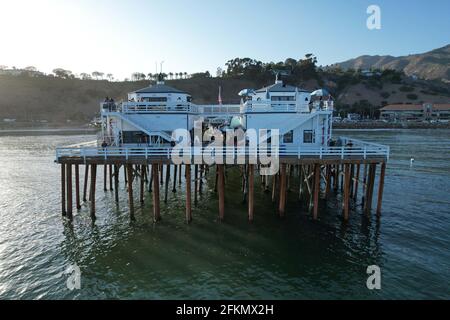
[56,137,389,162]
[101,102,198,114]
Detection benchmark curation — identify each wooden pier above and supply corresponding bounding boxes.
[56,138,388,224]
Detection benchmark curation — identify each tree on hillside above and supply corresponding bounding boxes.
[53,68,74,79]
[92,71,104,80]
[0,65,7,70]
[216,67,223,78]
[131,72,146,81]
[24,66,37,72]
[190,71,211,79]
[106,73,114,81]
[80,73,92,80]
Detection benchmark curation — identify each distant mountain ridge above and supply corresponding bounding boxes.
[333,44,450,82]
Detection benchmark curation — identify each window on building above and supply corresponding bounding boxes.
[146,97,167,102]
[303,130,314,143]
[271,96,295,101]
[283,130,294,143]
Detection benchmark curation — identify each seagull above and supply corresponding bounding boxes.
[410,158,415,166]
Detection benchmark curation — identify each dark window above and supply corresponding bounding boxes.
[122,131,149,144]
[303,130,314,143]
[283,130,294,143]
[145,97,167,102]
[271,96,295,101]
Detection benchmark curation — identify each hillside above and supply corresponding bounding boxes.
[333,44,450,82]
[0,66,449,126]
[0,75,257,124]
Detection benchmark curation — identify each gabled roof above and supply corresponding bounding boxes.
[255,82,308,93]
[133,83,188,95]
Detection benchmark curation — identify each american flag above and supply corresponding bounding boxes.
[218,86,222,105]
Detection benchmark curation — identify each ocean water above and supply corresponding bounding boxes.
[0,129,449,299]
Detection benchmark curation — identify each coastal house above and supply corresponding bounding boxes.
[380,103,450,121]
[101,80,201,146]
[240,79,333,147]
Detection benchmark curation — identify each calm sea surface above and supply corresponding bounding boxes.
[0,129,449,299]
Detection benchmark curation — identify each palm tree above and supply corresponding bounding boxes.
[169,72,173,80]
[183,72,188,79]
[147,73,153,80]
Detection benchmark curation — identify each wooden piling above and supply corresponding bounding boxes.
[194,165,198,205]
[217,164,225,221]
[66,164,73,220]
[272,173,278,203]
[279,163,287,217]
[199,165,204,195]
[324,165,331,199]
[75,164,81,210]
[364,164,376,215]
[108,164,112,191]
[82,165,89,202]
[334,164,339,191]
[61,164,66,216]
[361,164,368,206]
[164,164,170,203]
[376,162,386,217]
[185,164,192,223]
[152,164,161,222]
[343,164,351,221]
[103,164,107,191]
[160,164,163,185]
[248,164,254,222]
[353,163,360,200]
[140,165,145,204]
[90,164,97,220]
[148,164,153,192]
[114,165,119,202]
[126,164,135,219]
[124,165,127,184]
[172,164,178,192]
[313,164,320,220]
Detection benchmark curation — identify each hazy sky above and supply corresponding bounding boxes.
[0,0,449,80]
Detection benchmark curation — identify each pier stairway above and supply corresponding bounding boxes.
[112,112,174,142]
